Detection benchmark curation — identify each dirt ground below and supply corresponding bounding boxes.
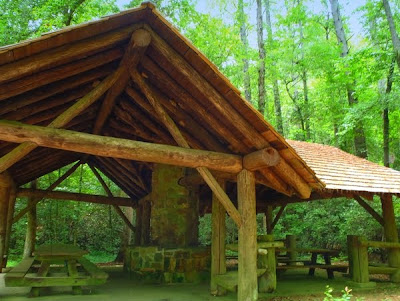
[1,267,400,301]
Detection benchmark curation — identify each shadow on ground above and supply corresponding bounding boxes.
[1,268,399,300]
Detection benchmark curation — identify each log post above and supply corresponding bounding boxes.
[23,180,38,258]
[347,235,375,287]
[141,200,151,245]
[257,234,276,293]
[4,181,16,267]
[0,172,12,272]
[286,235,297,266]
[210,179,226,296]
[135,205,143,246]
[266,206,273,234]
[381,195,400,282]
[237,169,258,301]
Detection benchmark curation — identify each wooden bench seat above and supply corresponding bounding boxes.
[4,257,35,286]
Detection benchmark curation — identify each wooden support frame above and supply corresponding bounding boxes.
[271,205,286,231]
[23,180,37,259]
[88,164,136,233]
[93,28,152,135]
[237,169,258,301]
[0,61,127,173]
[130,69,242,227]
[0,120,243,175]
[13,160,83,224]
[381,195,400,274]
[211,179,227,296]
[0,172,12,272]
[354,196,384,226]
[16,189,134,207]
[4,181,16,267]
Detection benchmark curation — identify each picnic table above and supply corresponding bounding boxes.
[276,248,347,279]
[5,244,108,297]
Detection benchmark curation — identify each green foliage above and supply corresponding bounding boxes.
[324,286,362,301]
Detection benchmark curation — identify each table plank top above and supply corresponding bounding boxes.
[34,244,88,258]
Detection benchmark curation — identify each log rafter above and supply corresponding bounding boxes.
[88,164,136,232]
[130,66,242,228]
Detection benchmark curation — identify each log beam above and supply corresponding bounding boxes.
[271,205,286,231]
[16,188,134,207]
[0,120,243,174]
[131,70,241,227]
[13,160,83,224]
[354,196,384,226]
[92,29,152,135]
[88,164,136,232]
[243,148,280,171]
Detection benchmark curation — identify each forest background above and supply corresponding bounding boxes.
[1,0,400,262]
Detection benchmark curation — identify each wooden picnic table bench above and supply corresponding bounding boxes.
[276,248,346,279]
[5,244,108,297]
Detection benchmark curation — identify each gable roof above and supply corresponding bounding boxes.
[288,140,400,196]
[0,3,322,202]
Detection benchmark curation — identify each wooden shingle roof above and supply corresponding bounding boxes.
[288,140,400,196]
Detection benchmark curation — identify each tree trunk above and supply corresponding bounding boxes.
[238,0,252,103]
[256,0,266,116]
[382,0,400,70]
[383,57,395,167]
[23,180,37,258]
[265,0,284,134]
[298,13,311,140]
[115,206,133,262]
[329,0,368,158]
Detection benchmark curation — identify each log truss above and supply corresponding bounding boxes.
[0,3,328,217]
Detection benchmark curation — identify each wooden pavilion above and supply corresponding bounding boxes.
[0,2,400,300]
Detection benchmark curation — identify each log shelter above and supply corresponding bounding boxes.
[0,2,400,300]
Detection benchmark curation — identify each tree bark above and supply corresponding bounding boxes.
[23,180,37,258]
[265,0,284,134]
[383,57,395,167]
[329,0,368,158]
[256,0,266,116]
[382,0,400,70]
[238,0,252,103]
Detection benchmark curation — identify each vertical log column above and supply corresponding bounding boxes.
[135,205,143,246]
[4,181,16,267]
[266,206,273,234]
[237,169,258,301]
[381,195,400,281]
[141,201,151,245]
[0,172,12,272]
[23,180,37,258]
[211,179,226,296]
[347,235,374,287]
[286,235,297,266]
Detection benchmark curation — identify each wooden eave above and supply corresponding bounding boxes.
[0,2,322,202]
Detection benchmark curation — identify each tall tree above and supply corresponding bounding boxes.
[265,0,284,134]
[382,0,400,69]
[256,0,266,116]
[329,0,368,158]
[237,0,252,103]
